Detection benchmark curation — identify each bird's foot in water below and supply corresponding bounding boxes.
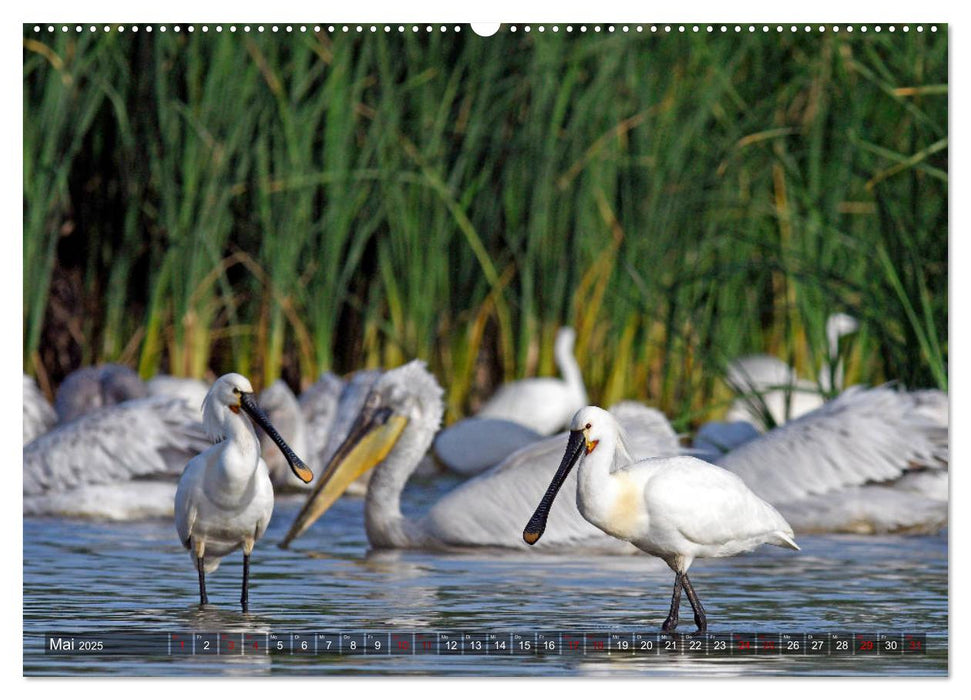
[661,616,679,632]
[693,616,707,633]
[240,599,249,613]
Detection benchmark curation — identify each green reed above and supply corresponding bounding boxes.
[22,26,947,427]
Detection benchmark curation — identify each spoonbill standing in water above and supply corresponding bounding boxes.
[175,373,312,610]
[524,406,799,632]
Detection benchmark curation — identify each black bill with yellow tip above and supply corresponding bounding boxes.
[523,429,586,545]
[239,392,314,484]
[279,396,408,548]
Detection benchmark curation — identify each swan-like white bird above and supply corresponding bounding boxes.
[725,313,859,428]
[175,373,312,610]
[524,406,800,632]
[23,374,56,444]
[23,396,209,519]
[475,326,587,435]
[433,327,587,474]
[280,361,682,551]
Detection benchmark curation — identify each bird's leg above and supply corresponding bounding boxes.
[241,538,254,612]
[681,573,707,633]
[661,573,683,632]
[194,539,208,606]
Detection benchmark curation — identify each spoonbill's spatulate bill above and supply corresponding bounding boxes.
[175,373,312,610]
[524,406,799,633]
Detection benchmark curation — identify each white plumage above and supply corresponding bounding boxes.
[280,359,682,552]
[433,417,542,475]
[725,313,859,428]
[716,385,948,534]
[23,396,208,519]
[23,374,56,445]
[146,375,210,417]
[475,327,587,435]
[53,364,147,423]
[524,406,799,632]
[175,373,311,609]
[716,386,947,503]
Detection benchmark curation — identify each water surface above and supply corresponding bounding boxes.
[23,476,948,676]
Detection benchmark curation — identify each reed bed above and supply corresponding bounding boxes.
[22,25,947,428]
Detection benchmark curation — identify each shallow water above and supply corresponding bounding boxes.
[23,475,948,676]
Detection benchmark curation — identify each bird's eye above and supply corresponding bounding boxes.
[233,387,240,395]
[585,422,592,430]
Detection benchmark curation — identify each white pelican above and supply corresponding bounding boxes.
[23,374,56,444]
[523,406,800,632]
[690,420,761,462]
[432,326,587,474]
[725,313,859,428]
[433,417,542,475]
[147,375,210,416]
[279,360,682,551]
[716,385,948,534]
[475,326,587,435]
[175,373,312,609]
[54,364,147,423]
[23,396,209,519]
[297,371,344,470]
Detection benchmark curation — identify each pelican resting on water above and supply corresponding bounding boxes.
[523,406,800,632]
[716,385,948,534]
[54,363,148,423]
[23,374,56,444]
[725,312,859,429]
[475,326,587,435]
[433,417,542,475]
[433,326,587,474]
[280,360,681,550]
[281,359,947,550]
[23,396,209,519]
[175,373,312,610]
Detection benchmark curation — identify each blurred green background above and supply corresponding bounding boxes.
[22,25,947,429]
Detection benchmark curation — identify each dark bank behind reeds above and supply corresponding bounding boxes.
[22,25,947,429]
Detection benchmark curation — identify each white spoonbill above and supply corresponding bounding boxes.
[175,373,312,610]
[524,406,799,632]
[280,360,682,551]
